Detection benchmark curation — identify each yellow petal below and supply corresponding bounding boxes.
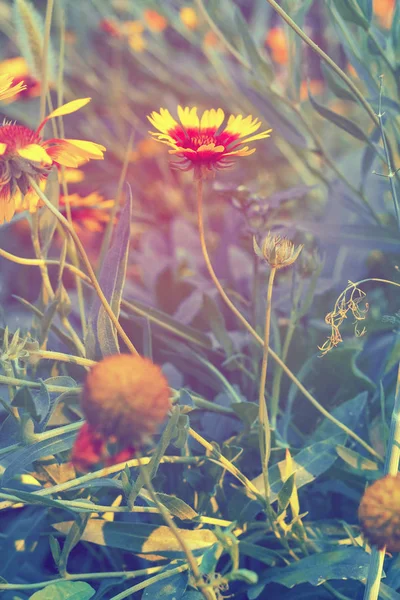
[17,144,52,164]
[63,139,106,158]
[0,143,7,155]
[37,98,92,132]
[46,98,92,120]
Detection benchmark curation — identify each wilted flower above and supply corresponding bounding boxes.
[0,74,26,102]
[148,106,271,177]
[253,232,303,269]
[359,474,400,551]
[319,281,368,355]
[0,97,105,224]
[71,354,171,472]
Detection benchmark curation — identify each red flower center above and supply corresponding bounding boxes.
[0,125,41,154]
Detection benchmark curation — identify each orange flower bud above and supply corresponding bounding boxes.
[359,474,400,551]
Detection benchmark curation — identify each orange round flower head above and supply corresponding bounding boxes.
[81,354,171,446]
[148,106,271,177]
[359,474,400,551]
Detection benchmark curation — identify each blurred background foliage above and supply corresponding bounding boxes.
[1,0,400,598]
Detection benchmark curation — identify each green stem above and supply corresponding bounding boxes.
[195,178,382,461]
[376,75,400,229]
[39,0,54,124]
[363,362,400,599]
[109,564,189,600]
[258,267,276,499]
[28,178,139,356]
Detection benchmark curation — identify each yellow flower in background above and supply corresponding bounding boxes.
[180,6,198,29]
[0,57,41,100]
[0,74,26,101]
[0,97,106,224]
[148,106,271,176]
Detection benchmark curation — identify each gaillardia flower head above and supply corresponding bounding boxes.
[359,474,400,551]
[0,97,105,224]
[147,106,271,176]
[253,232,304,269]
[71,354,171,472]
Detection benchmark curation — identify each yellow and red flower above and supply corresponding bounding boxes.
[71,354,171,472]
[148,106,271,176]
[0,58,40,100]
[0,73,26,102]
[0,97,105,224]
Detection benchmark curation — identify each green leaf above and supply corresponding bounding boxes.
[228,569,258,584]
[128,406,181,504]
[231,403,258,426]
[248,548,373,598]
[29,581,95,600]
[52,520,218,558]
[238,541,279,566]
[58,514,91,576]
[234,5,273,83]
[39,168,60,256]
[12,386,39,420]
[277,474,296,512]
[252,437,344,501]
[332,0,370,28]
[85,188,132,359]
[308,85,372,142]
[122,298,213,350]
[336,445,379,472]
[49,535,61,566]
[321,62,357,102]
[202,294,234,357]
[172,414,190,449]
[155,493,198,520]
[142,568,188,600]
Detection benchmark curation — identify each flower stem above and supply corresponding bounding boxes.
[363,362,400,599]
[137,456,216,600]
[258,266,276,498]
[28,177,139,356]
[195,177,382,461]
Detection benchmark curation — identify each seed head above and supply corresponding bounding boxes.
[81,354,171,447]
[253,232,303,269]
[358,474,400,551]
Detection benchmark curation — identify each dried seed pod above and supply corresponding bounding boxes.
[358,474,400,551]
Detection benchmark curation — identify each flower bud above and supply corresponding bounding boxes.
[253,232,303,269]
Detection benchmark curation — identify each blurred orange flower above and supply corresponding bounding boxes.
[300,79,324,101]
[265,27,288,65]
[0,98,106,224]
[373,0,395,28]
[148,106,271,176]
[59,193,114,233]
[143,9,167,32]
[71,354,171,472]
